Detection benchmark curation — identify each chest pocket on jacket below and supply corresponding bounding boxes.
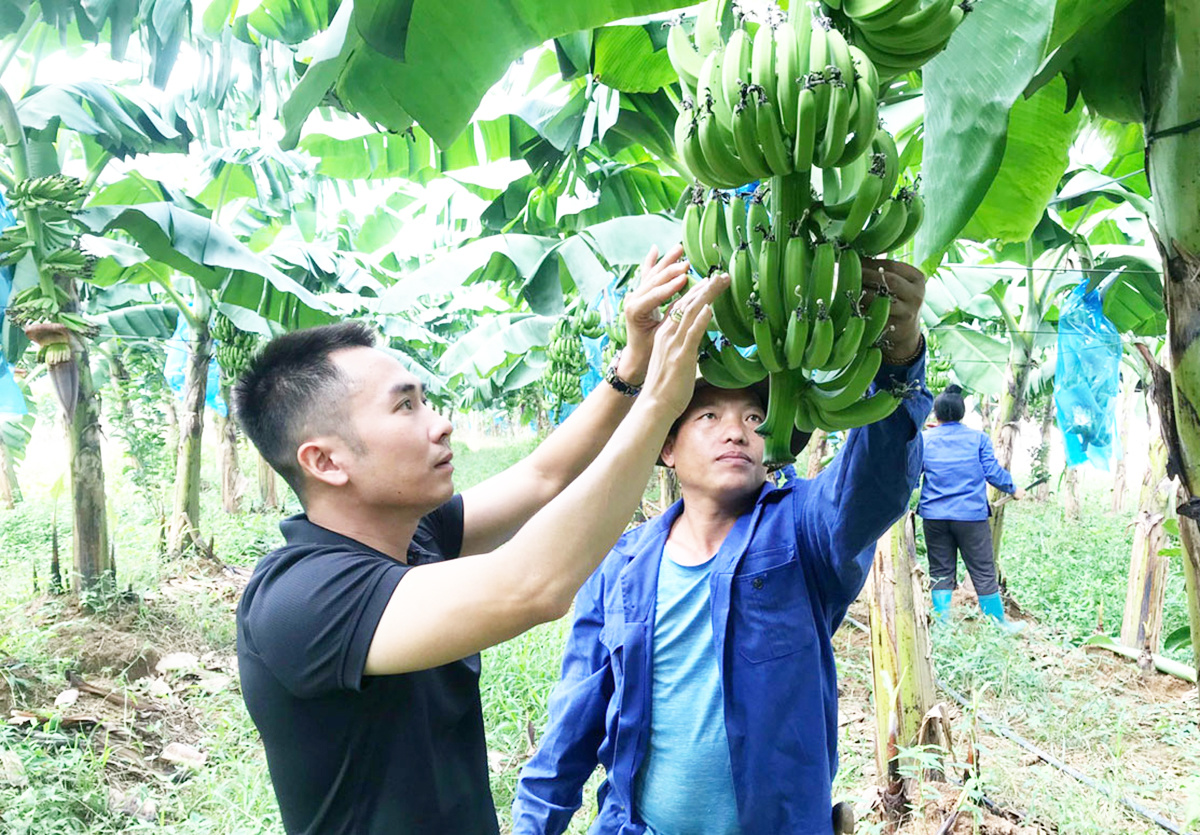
[731,547,815,663]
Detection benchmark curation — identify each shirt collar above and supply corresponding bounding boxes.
[279,514,437,563]
[612,478,791,558]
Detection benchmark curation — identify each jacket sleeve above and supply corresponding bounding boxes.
[796,353,932,611]
[978,434,1016,493]
[511,571,613,835]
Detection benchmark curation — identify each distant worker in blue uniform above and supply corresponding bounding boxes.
[918,384,1025,632]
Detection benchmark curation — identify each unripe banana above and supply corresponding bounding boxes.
[694,0,723,55]
[808,240,837,311]
[755,92,795,176]
[750,21,777,106]
[750,296,785,373]
[812,389,901,432]
[793,84,818,170]
[747,194,770,264]
[861,292,893,347]
[699,101,753,188]
[872,128,901,208]
[667,21,704,95]
[803,300,834,368]
[813,337,879,408]
[679,111,729,188]
[821,311,866,372]
[730,241,757,321]
[836,73,880,167]
[888,187,924,253]
[844,0,921,27]
[794,392,818,433]
[758,230,787,336]
[700,193,725,273]
[700,349,750,389]
[682,190,708,274]
[856,196,910,256]
[722,27,753,113]
[831,246,863,332]
[783,232,813,310]
[815,344,882,394]
[732,97,774,180]
[784,303,811,370]
[859,0,961,53]
[817,72,852,168]
[807,16,832,115]
[757,371,800,467]
[719,337,769,384]
[774,20,802,130]
[726,191,748,249]
[840,159,885,243]
[712,269,757,348]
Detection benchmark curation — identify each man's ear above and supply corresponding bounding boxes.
[659,436,676,469]
[296,438,350,488]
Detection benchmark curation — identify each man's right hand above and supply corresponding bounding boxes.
[639,272,730,419]
[1013,488,1027,501]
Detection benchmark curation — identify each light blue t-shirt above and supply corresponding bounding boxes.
[634,545,741,835]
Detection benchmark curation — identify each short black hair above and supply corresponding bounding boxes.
[233,322,376,500]
[933,385,966,423]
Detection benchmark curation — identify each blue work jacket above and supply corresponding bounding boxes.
[512,359,931,835]
[918,422,1015,522]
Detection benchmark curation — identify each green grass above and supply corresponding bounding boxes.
[999,486,1192,663]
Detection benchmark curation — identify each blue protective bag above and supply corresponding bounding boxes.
[0,191,26,417]
[164,315,227,417]
[1055,278,1122,469]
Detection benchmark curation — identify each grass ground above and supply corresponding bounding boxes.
[0,433,1196,833]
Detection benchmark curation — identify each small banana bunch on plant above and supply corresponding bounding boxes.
[668,0,955,466]
[544,308,603,407]
[212,313,260,383]
[7,174,90,214]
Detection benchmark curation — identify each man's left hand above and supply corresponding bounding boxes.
[861,258,926,364]
[617,244,693,385]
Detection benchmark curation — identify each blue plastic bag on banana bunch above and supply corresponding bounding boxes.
[0,190,26,417]
[1055,277,1122,469]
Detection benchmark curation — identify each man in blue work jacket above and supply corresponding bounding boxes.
[512,260,933,835]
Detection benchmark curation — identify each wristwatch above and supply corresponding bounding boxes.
[604,350,642,398]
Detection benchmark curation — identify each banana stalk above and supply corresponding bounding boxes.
[866,513,942,786]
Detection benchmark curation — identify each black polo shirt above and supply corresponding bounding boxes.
[236,496,499,834]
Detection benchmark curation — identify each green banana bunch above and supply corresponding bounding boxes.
[841,0,973,79]
[8,175,89,212]
[41,247,93,280]
[545,315,591,407]
[213,313,260,381]
[667,1,926,465]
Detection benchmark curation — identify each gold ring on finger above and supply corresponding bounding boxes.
[670,307,685,322]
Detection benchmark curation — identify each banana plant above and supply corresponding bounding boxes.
[0,70,194,594]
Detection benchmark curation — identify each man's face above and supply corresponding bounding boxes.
[660,386,768,500]
[327,346,455,513]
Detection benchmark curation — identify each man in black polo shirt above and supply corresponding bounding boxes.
[232,247,727,834]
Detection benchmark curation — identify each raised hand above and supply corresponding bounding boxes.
[640,272,731,418]
[861,258,926,363]
[618,244,693,385]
